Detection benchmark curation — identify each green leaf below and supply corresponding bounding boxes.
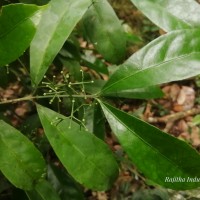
[30,0,91,86]
[48,165,85,200]
[0,4,41,67]
[101,29,200,95]
[82,0,126,64]
[125,32,142,45]
[100,101,200,190]
[85,104,105,140]
[130,0,200,32]
[20,114,41,135]
[60,40,81,61]
[82,58,109,75]
[37,104,118,191]
[192,115,200,126]
[26,180,61,200]
[85,80,106,95]
[19,0,50,5]
[0,121,46,190]
[102,86,164,99]
[61,59,82,82]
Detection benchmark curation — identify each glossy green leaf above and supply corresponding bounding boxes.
[102,29,200,95]
[102,86,163,99]
[26,180,60,200]
[48,165,85,200]
[82,0,126,64]
[0,4,40,67]
[130,0,200,32]
[37,104,118,191]
[30,0,91,86]
[100,101,200,190]
[0,121,46,190]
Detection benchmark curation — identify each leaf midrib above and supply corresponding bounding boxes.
[42,111,111,184]
[101,102,193,176]
[0,127,36,186]
[102,52,200,93]
[32,3,70,81]
[0,8,39,39]
[33,0,90,83]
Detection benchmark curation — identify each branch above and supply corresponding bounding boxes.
[0,94,95,105]
[147,107,200,123]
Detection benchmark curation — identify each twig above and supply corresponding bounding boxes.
[148,107,200,123]
[0,94,95,105]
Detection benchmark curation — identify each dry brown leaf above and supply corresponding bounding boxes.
[162,85,171,98]
[97,192,108,200]
[170,84,181,102]
[172,86,195,112]
[161,85,195,112]
[121,104,130,111]
[179,132,190,141]
[177,120,188,133]
[177,86,195,109]
[173,104,183,112]
[15,102,31,117]
[191,126,200,146]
